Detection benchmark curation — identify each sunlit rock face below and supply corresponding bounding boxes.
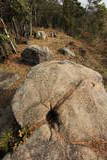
[4,60,107,160]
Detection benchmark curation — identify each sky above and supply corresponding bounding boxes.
[79,0,107,7]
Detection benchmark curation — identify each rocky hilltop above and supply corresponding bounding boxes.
[0,29,107,160]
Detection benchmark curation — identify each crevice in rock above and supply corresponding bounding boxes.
[46,108,61,131]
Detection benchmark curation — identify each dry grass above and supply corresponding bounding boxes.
[0,27,106,129]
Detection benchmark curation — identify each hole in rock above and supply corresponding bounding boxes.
[46,108,61,130]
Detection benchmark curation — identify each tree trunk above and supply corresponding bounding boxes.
[29,16,32,37]
[12,17,20,41]
[1,42,7,56]
[29,4,33,37]
[34,9,37,26]
[0,18,17,53]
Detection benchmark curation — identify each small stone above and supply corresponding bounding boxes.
[58,47,75,57]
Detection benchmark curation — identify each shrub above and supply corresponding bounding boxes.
[0,129,13,153]
[0,34,9,43]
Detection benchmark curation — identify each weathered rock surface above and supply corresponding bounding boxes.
[0,72,20,136]
[4,60,107,160]
[0,72,20,89]
[21,45,52,65]
[34,31,47,40]
[3,125,105,160]
[58,47,75,57]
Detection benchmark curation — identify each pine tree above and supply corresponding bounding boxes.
[63,0,85,35]
[84,0,107,37]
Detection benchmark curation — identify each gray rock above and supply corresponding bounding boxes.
[50,32,57,38]
[21,45,52,65]
[34,31,47,40]
[3,126,104,160]
[0,72,20,89]
[58,47,75,57]
[4,60,107,159]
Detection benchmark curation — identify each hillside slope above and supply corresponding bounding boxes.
[1,28,107,87]
[0,28,107,159]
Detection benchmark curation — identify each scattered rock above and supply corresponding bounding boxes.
[4,60,107,159]
[34,31,47,40]
[21,45,52,65]
[58,47,75,57]
[49,32,57,38]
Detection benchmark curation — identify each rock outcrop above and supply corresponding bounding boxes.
[4,60,107,160]
[21,45,52,65]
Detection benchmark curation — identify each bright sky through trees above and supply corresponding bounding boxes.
[79,0,107,7]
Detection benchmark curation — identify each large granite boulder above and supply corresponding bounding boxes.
[3,129,105,160]
[21,45,52,65]
[4,60,107,160]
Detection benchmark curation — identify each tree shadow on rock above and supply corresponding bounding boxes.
[0,88,21,159]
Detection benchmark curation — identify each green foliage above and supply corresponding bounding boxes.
[0,34,9,43]
[10,0,31,21]
[63,0,85,35]
[10,0,30,15]
[83,1,107,40]
[0,129,13,152]
[0,0,107,40]
[33,0,63,27]
[0,126,30,158]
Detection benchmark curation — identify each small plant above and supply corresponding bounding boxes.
[0,126,30,159]
[0,34,9,43]
[18,126,30,140]
[0,129,13,153]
